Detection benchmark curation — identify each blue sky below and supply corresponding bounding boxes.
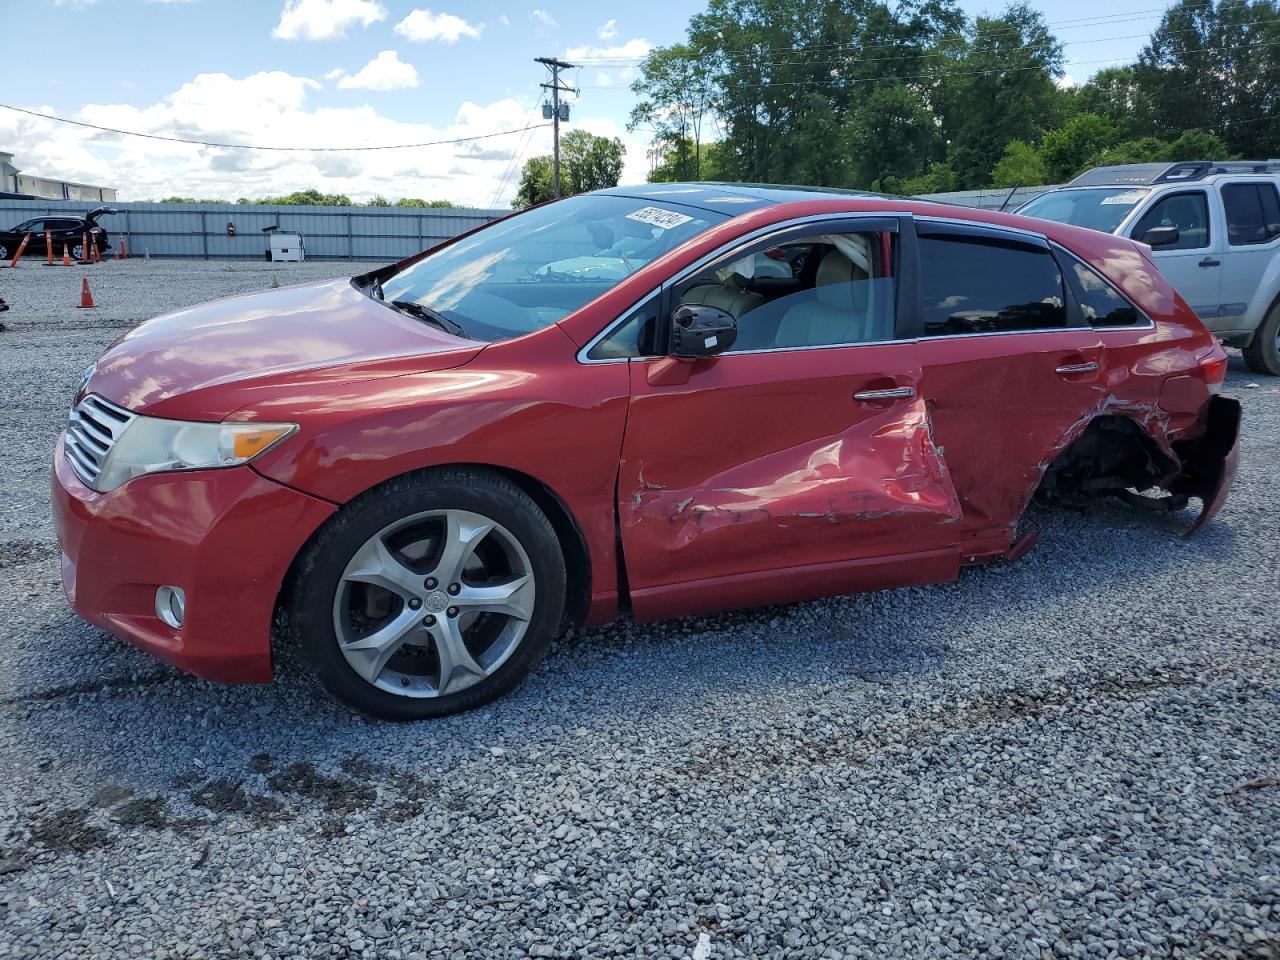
[0,0,1173,205]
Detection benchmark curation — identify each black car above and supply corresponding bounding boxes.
[0,206,116,262]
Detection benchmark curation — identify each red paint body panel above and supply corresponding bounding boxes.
[51,443,335,681]
[56,192,1240,686]
[92,279,484,420]
[619,345,962,620]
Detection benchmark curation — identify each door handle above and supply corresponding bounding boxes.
[853,386,916,402]
[1199,257,1221,268]
[1055,361,1100,376]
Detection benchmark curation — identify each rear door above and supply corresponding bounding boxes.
[909,220,1104,558]
[610,216,963,620]
[1216,180,1280,324]
[1127,189,1222,323]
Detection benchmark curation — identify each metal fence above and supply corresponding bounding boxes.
[0,199,506,261]
[0,187,1061,262]
[915,185,1060,211]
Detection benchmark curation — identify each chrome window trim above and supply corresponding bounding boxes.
[574,209,1105,363]
[576,211,913,364]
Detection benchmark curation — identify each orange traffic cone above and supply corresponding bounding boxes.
[62,245,71,267]
[120,237,129,259]
[77,278,96,309]
[112,246,119,260]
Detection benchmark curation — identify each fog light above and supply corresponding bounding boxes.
[155,586,186,628]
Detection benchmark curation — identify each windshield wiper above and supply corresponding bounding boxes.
[389,299,467,338]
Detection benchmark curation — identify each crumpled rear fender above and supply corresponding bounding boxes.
[1171,395,1241,537]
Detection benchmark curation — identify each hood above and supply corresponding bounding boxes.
[87,279,484,419]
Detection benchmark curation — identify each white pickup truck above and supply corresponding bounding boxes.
[1016,161,1280,375]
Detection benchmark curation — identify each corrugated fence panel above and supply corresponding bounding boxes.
[915,185,1060,210]
[0,199,504,260]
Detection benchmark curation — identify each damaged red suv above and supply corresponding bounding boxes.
[52,185,1240,719]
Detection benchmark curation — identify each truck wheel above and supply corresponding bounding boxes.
[1243,301,1280,376]
[286,467,566,720]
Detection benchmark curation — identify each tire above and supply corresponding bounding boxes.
[0,244,7,261]
[71,243,84,262]
[285,467,566,720]
[1243,301,1280,376]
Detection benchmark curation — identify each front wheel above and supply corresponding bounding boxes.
[285,468,566,720]
[1243,301,1280,376]
[71,243,85,261]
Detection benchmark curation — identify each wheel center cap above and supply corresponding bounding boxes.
[424,591,449,614]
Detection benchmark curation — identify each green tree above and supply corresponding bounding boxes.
[1088,137,1174,167]
[255,188,353,206]
[395,198,457,208]
[1167,128,1235,160]
[844,84,936,190]
[513,131,626,207]
[938,3,1065,188]
[1039,113,1118,181]
[1134,0,1280,157]
[899,162,958,196]
[629,44,716,180]
[990,139,1048,187]
[646,138,725,183]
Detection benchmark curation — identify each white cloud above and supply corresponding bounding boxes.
[497,14,510,27]
[272,0,387,41]
[0,71,631,208]
[394,9,483,43]
[597,18,617,40]
[531,9,556,29]
[331,50,420,91]
[564,38,652,61]
[1056,74,1078,90]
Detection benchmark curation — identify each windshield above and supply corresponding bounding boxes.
[1016,188,1151,233]
[379,194,726,342]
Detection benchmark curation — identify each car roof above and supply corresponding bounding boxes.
[597,182,889,215]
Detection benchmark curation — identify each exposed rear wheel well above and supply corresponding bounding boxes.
[1036,415,1179,505]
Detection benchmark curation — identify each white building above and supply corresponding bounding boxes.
[0,151,117,202]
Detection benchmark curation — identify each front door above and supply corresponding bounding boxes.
[614,219,963,621]
[1127,189,1222,324]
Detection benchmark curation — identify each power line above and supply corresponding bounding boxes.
[0,103,551,152]
[571,0,1262,66]
[581,36,1280,91]
[577,13,1280,75]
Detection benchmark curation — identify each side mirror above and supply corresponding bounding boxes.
[1141,225,1180,248]
[671,304,737,359]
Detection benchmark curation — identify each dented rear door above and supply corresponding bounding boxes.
[618,343,963,619]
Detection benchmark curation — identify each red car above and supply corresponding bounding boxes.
[52,185,1240,719]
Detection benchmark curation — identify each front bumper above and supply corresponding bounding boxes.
[51,439,336,682]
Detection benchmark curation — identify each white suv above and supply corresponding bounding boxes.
[1017,161,1280,374]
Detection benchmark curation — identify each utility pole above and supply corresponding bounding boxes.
[536,56,575,197]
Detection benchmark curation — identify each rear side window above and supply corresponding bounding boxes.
[918,236,1067,335]
[1132,192,1210,250]
[1221,183,1280,246]
[1064,258,1143,328]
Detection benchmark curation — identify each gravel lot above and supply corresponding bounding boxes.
[0,259,1277,959]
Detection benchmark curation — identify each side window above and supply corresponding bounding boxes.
[586,299,660,360]
[1221,183,1280,246]
[14,219,42,233]
[918,235,1067,336]
[676,230,896,351]
[1063,257,1143,328]
[1132,192,1209,250]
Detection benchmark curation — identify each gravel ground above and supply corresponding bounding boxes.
[0,259,1277,959]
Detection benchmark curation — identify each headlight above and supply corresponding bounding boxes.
[95,417,297,492]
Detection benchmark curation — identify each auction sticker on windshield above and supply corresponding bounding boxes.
[1101,190,1148,205]
[626,206,695,230]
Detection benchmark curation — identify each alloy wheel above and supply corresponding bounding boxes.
[332,509,536,699]
[71,244,84,261]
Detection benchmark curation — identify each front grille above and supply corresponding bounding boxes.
[65,394,134,489]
